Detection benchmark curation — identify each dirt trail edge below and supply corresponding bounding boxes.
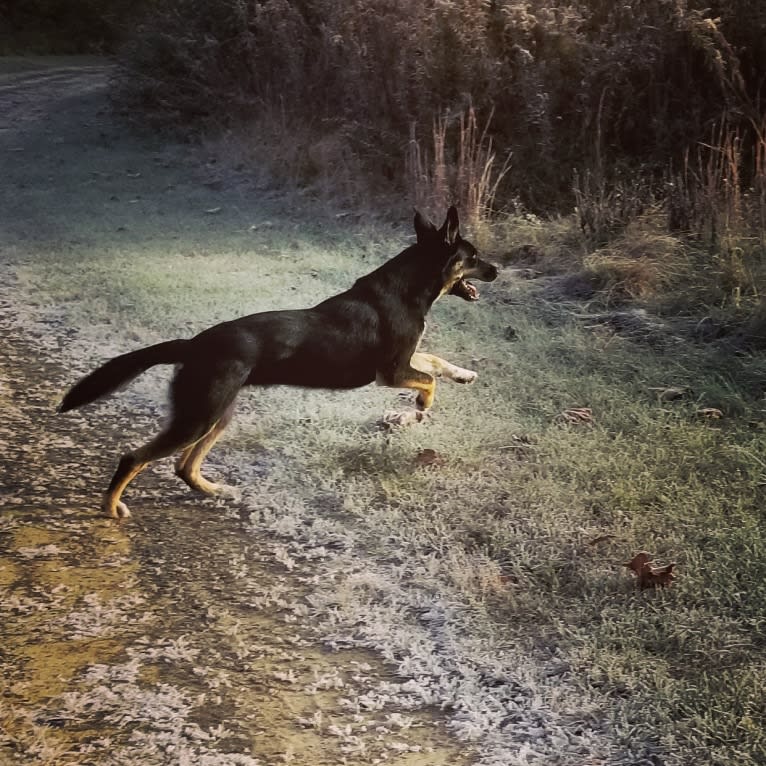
[1,59,632,766]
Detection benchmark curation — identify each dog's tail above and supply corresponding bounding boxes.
[58,339,189,413]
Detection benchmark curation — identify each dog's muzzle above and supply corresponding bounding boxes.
[451,261,498,301]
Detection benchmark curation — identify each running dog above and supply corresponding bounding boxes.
[59,207,498,518]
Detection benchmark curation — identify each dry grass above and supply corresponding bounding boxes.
[581,227,688,305]
[201,111,371,206]
[406,106,511,227]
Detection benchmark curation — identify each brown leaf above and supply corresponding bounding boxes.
[557,407,593,425]
[696,407,723,419]
[624,551,676,590]
[414,448,445,467]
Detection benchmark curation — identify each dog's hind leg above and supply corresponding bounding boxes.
[102,415,218,519]
[102,362,247,519]
[175,401,236,494]
[410,352,477,384]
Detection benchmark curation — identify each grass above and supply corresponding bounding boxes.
[22,205,766,764]
[5,59,766,763]
[313,303,766,762]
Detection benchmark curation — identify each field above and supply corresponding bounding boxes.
[1,58,765,766]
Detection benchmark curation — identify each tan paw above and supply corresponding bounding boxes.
[177,469,223,495]
[103,497,131,519]
[190,477,222,496]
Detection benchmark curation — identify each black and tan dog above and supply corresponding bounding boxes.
[59,207,497,518]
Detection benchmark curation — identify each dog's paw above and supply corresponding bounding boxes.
[103,497,131,519]
[452,367,478,384]
[192,478,223,496]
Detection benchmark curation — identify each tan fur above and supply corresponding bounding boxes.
[175,403,235,494]
[410,352,477,383]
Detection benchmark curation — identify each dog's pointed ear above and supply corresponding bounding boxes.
[440,206,460,245]
[414,209,437,242]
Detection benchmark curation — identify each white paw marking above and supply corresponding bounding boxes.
[103,498,131,519]
[452,367,478,384]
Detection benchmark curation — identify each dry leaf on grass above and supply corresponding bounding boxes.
[557,407,593,425]
[624,551,676,590]
[414,448,445,467]
[696,407,723,419]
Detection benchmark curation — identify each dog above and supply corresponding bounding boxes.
[58,207,498,518]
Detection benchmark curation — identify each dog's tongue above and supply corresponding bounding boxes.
[451,278,479,301]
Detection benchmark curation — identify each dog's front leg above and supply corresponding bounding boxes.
[377,365,436,410]
[410,352,477,384]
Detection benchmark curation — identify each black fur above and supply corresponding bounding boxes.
[59,207,497,518]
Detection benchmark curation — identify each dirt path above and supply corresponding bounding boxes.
[0,59,476,766]
[0,59,624,766]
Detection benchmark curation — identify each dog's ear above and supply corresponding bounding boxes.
[440,206,460,245]
[414,209,437,242]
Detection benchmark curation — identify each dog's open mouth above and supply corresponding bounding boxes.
[450,278,479,301]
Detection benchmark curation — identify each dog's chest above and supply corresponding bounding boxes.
[417,321,427,348]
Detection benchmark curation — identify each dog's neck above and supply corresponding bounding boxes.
[386,245,452,307]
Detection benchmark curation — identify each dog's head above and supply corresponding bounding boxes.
[414,206,498,301]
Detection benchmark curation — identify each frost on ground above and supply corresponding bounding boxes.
[0,60,659,766]
[1,243,645,766]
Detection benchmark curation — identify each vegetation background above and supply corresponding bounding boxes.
[5,0,765,326]
[2,2,766,764]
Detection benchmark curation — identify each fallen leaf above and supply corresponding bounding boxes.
[624,551,676,590]
[414,448,445,467]
[696,407,723,419]
[557,407,593,425]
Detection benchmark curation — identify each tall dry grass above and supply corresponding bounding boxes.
[112,0,766,313]
[405,106,511,226]
[114,1,765,208]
